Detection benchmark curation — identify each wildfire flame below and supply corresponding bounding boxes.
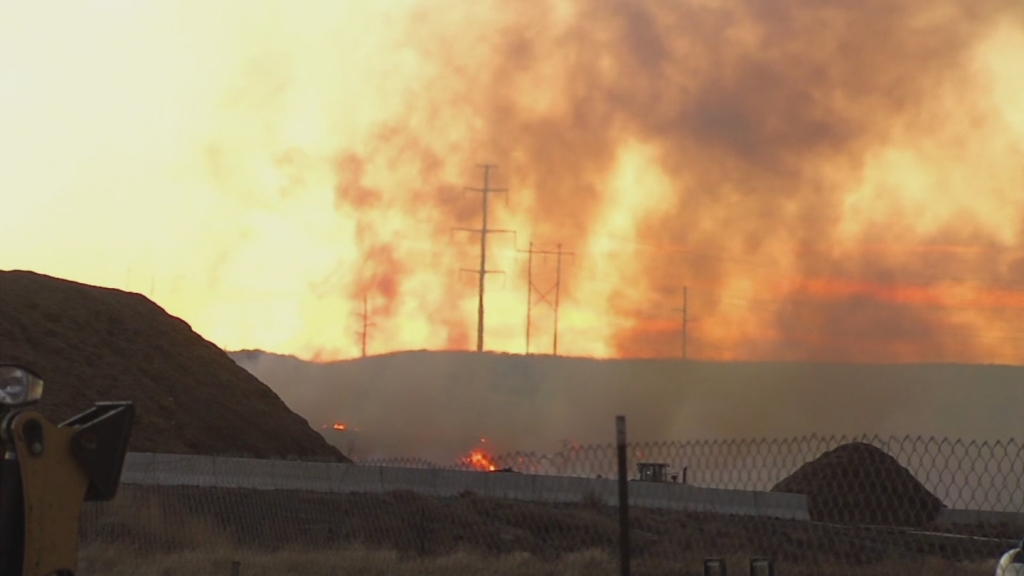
[322,422,348,431]
[462,438,497,471]
[462,450,497,472]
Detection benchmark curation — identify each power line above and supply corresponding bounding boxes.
[454,164,516,352]
[518,242,575,355]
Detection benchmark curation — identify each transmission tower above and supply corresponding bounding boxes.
[355,294,375,358]
[671,286,689,360]
[454,165,515,352]
[519,242,574,355]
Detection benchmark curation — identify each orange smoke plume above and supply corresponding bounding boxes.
[20,0,1018,365]
[299,0,1024,365]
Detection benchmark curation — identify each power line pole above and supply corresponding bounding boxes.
[518,242,574,355]
[355,293,375,358]
[526,241,534,354]
[454,164,515,352]
[672,286,688,360]
[553,243,571,356]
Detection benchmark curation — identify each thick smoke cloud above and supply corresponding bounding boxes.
[317,0,1024,362]
[219,0,1024,471]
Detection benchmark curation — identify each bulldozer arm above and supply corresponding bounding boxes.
[7,401,133,576]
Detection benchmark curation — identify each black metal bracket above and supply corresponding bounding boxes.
[60,401,135,501]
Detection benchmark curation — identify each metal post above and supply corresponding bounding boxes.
[749,558,775,576]
[704,558,727,575]
[616,415,630,576]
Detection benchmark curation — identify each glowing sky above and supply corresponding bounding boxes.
[2,0,1023,363]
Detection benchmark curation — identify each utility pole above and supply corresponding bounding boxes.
[672,286,688,360]
[454,165,515,352]
[553,243,566,356]
[355,294,375,358]
[526,241,534,353]
[518,242,574,355]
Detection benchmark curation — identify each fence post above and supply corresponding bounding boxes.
[616,415,630,576]
[749,557,774,576]
[230,560,240,576]
[703,558,726,575]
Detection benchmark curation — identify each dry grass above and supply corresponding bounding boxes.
[78,485,1010,576]
[79,545,615,576]
[78,544,999,576]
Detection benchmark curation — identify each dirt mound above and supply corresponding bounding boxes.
[771,442,943,527]
[0,270,346,461]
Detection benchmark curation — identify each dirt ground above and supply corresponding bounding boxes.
[0,270,344,461]
[79,484,1017,576]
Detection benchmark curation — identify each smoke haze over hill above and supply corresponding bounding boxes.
[232,350,1024,463]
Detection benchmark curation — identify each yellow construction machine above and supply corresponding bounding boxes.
[0,362,134,576]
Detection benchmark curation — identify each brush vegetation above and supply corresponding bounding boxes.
[78,485,1012,576]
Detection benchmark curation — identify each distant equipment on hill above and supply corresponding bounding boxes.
[635,462,687,484]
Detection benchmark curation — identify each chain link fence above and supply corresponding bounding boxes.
[79,435,1023,575]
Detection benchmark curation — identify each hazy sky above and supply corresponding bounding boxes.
[2,0,1023,363]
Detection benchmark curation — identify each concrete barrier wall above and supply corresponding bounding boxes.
[120,452,809,520]
[936,508,1024,527]
[119,453,1022,526]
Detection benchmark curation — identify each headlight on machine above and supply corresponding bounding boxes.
[0,364,44,407]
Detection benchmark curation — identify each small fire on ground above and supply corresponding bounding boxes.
[322,422,348,431]
[461,437,497,471]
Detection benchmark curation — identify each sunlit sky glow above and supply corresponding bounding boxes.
[2,0,1023,364]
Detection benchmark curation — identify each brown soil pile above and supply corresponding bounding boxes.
[0,270,346,461]
[771,442,943,527]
